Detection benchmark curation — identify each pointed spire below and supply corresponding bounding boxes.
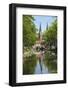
[39,23,41,39]
[39,23,41,32]
[46,23,48,30]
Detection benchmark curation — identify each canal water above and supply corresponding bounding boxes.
[23,51,57,75]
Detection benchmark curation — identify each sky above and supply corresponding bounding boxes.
[34,15,57,32]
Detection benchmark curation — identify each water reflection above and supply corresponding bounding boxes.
[43,51,57,73]
[23,55,36,75]
[23,50,57,75]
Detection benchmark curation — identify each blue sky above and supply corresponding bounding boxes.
[34,15,57,32]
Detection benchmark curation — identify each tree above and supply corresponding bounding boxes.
[43,19,57,49]
[23,15,37,48]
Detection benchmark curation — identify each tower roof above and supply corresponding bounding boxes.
[39,23,41,39]
[46,23,48,30]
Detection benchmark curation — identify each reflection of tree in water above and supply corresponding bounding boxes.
[43,50,57,73]
[23,55,37,75]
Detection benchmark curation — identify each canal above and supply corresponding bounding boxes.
[23,50,57,75]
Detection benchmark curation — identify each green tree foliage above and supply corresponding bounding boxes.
[23,15,37,48]
[43,19,57,48]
